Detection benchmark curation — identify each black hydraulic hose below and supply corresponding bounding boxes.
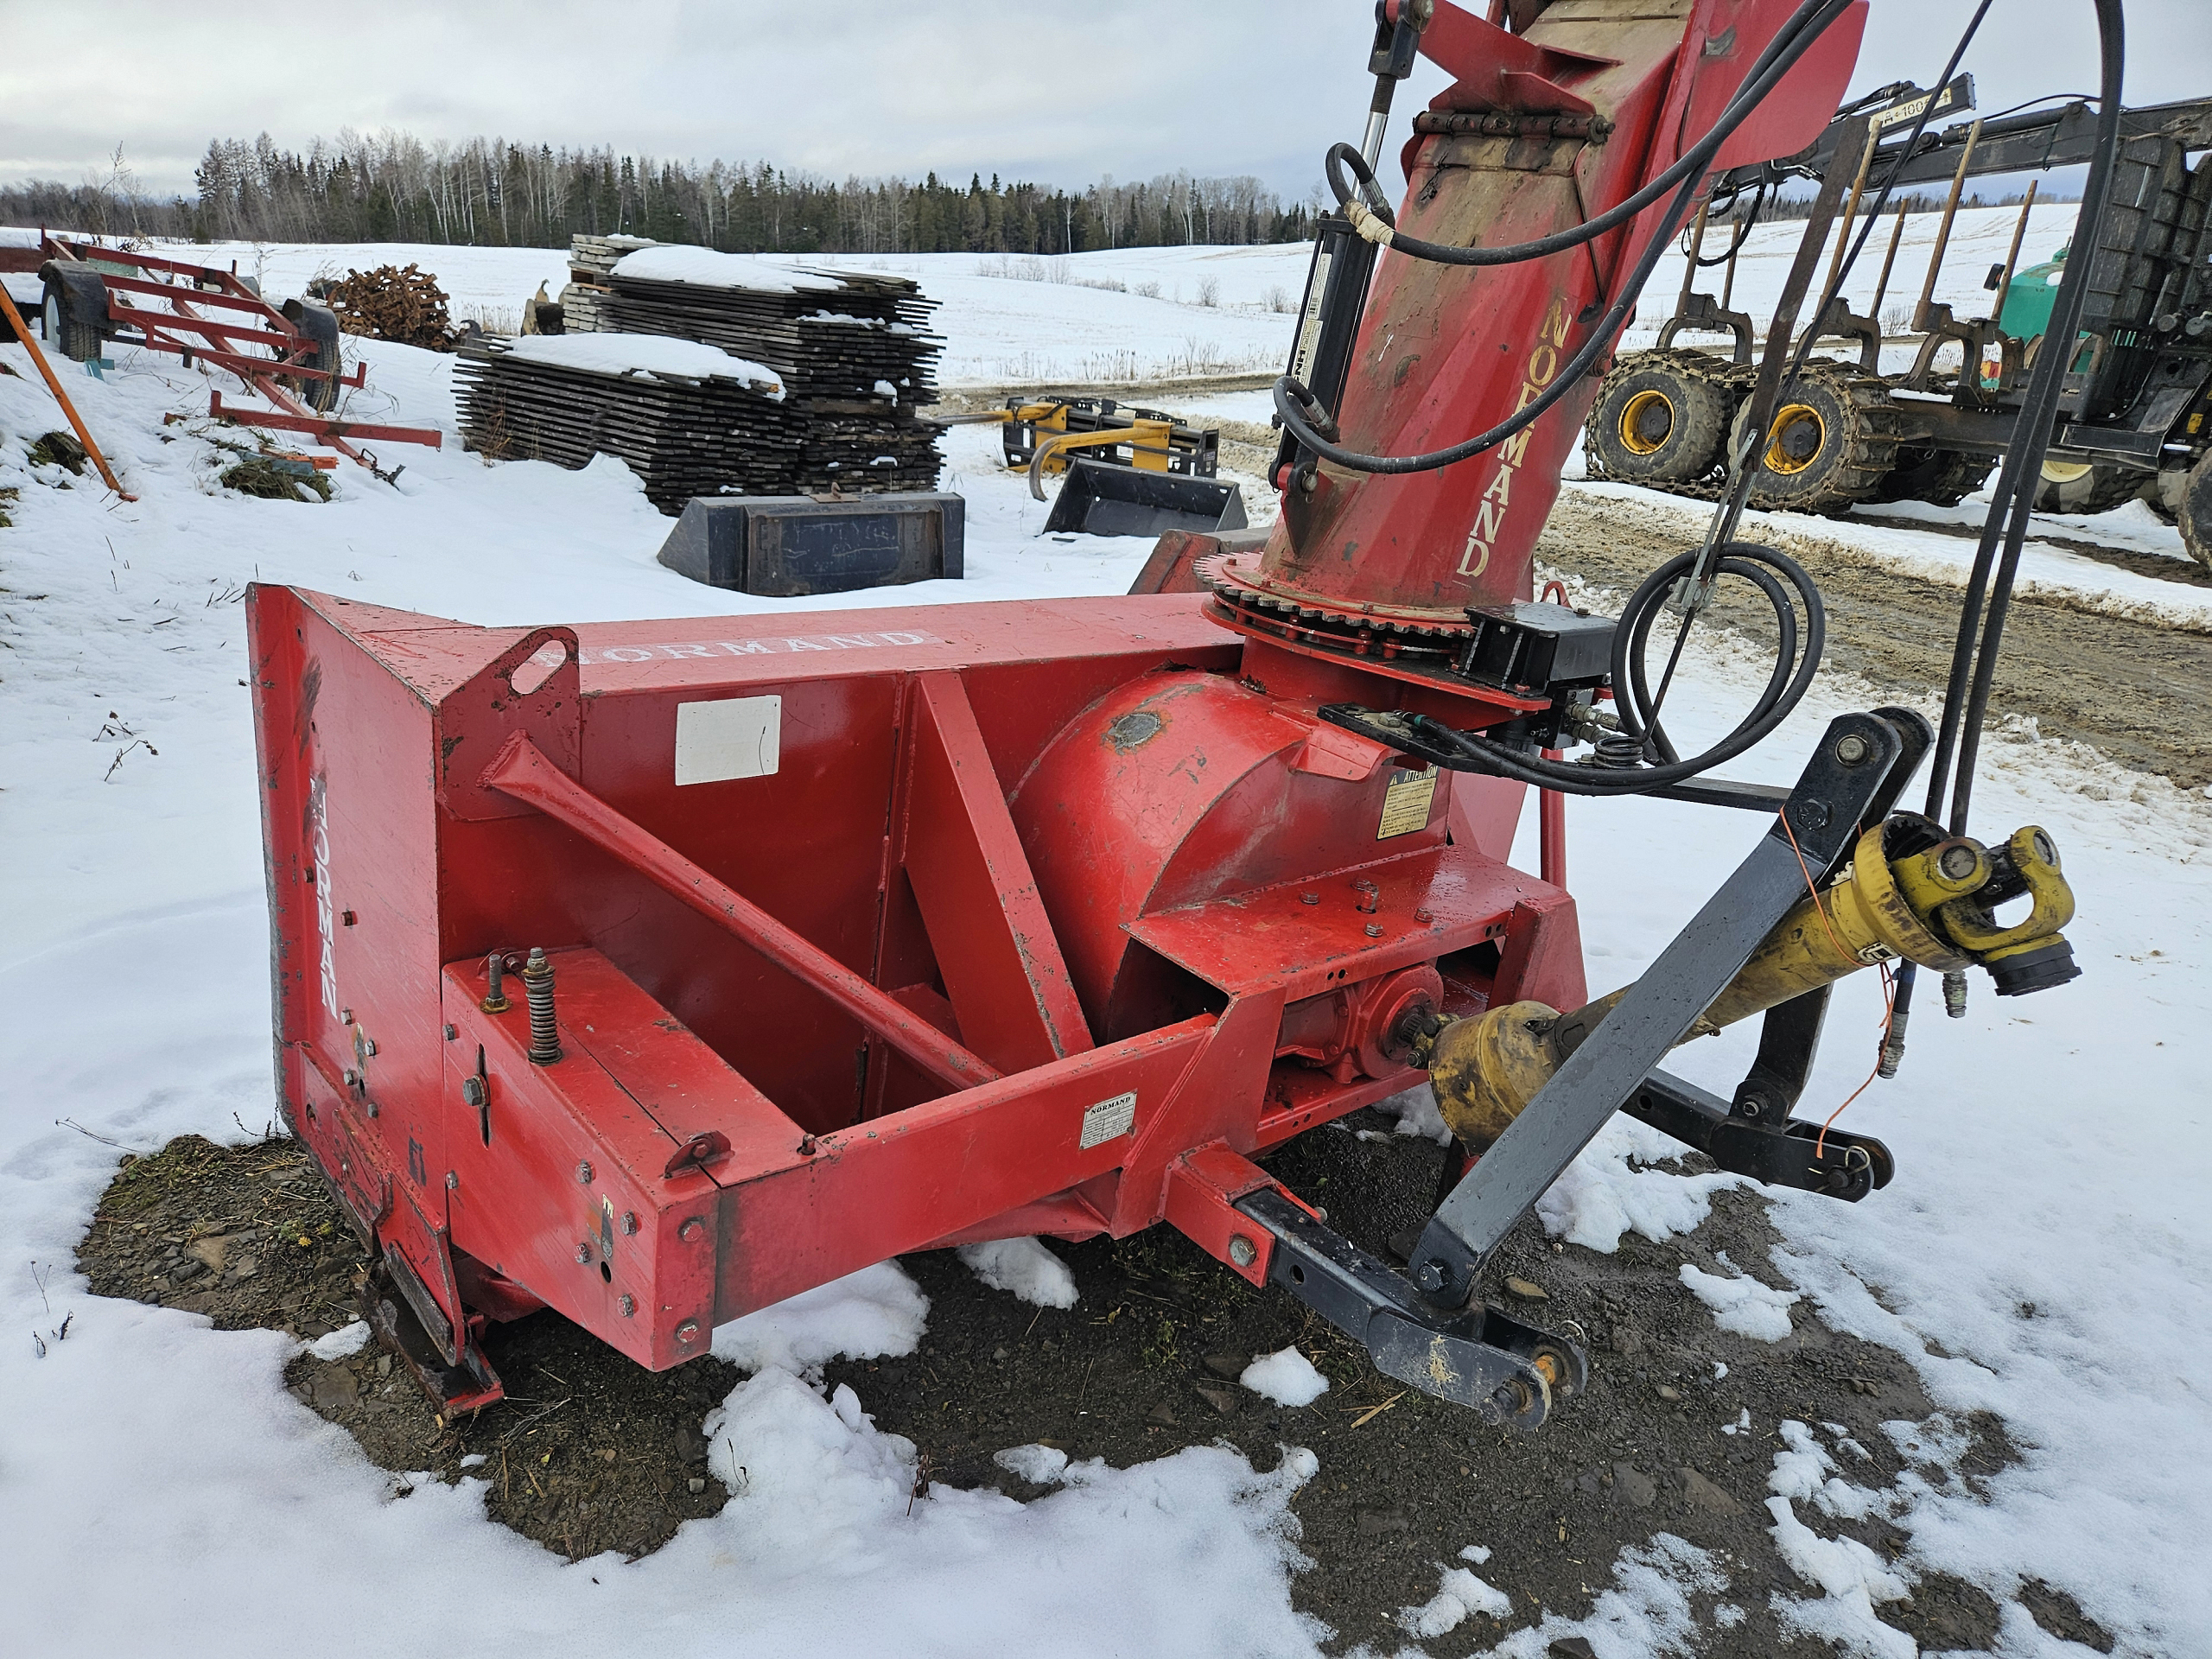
[1319,0,1848,268]
[1414,544,1825,797]
[1688,185,1763,269]
[1274,163,1707,475]
[1929,0,2126,837]
[1623,558,1801,766]
[1275,0,1858,477]
[1629,0,1997,772]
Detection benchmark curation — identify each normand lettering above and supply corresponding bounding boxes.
[1458,296,1571,579]
[532,629,944,669]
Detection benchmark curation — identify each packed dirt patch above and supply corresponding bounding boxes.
[78,1134,740,1562]
[74,1121,2101,1656]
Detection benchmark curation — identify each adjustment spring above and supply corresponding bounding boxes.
[522,947,562,1064]
[1592,732,1646,770]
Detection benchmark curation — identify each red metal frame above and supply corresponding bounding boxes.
[38,236,441,466]
[249,590,1587,1395]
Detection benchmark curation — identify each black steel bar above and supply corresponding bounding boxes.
[1234,1189,1585,1430]
[1406,713,1904,1305]
[1621,1067,1892,1199]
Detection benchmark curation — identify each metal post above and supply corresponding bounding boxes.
[480,732,1003,1092]
[1989,181,2040,327]
[1676,199,1712,315]
[1720,206,1744,312]
[1914,119,1983,332]
[1539,760,1567,890]
[1869,206,1910,332]
[1825,131,1878,300]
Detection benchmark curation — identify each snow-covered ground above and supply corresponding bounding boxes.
[2,237,2209,1657]
[4,200,2082,388]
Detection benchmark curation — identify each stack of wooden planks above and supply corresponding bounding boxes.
[454,332,804,515]
[592,242,944,493]
[557,234,657,336]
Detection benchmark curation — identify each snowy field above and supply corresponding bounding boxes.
[5,200,2082,387]
[2,232,2209,1659]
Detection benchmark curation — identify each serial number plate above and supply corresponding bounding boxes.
[1079,1090,1138,1149]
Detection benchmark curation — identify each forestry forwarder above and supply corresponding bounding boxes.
[1582,73,2212,563]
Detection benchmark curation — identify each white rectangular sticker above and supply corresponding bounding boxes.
[1079,1090,1138,1150]
[675,696,781,785]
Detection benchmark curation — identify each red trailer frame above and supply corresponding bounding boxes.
[35,236,442,468]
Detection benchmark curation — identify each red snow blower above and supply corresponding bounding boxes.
[248,0,2090,1426]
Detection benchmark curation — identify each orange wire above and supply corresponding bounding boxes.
[1776,811,1895,1159]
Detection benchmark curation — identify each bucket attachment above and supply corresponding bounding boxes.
[1043,457,1248,538]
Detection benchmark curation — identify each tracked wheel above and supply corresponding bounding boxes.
[1736,361,1900,514]
[2032,457,2154,517]
[1870,445,1994,508]
[1585,350,1735,485]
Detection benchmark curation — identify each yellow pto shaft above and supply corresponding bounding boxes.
[1424,820,2077,1152]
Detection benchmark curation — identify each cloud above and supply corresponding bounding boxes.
[2,0,2202,200]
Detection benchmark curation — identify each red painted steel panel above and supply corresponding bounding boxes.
[900,673,1094,1071]
[714,1020,1216,1317]
[1162,1147,1285,1287]
[442,952,736,1370]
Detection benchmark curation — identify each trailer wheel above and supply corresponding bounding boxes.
[38,270,105,363]
[1869,445,1993,508]
[2177,451,2212,571]
[2032,458,2152,517]
[281,297,344,413]
[1585,351,1733,484]
[1738,361,1900,514]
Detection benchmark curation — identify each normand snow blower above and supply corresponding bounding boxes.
[249,0,2107,1427]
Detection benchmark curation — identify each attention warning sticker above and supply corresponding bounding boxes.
[1376,768,1438,839]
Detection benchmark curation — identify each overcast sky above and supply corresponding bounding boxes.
[3,1,2205,203]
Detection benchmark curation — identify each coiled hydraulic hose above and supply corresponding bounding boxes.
[1409,543,1825,796]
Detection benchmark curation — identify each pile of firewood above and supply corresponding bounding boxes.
[319,264,458,351]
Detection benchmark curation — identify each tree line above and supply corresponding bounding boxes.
[0,132,1319,255]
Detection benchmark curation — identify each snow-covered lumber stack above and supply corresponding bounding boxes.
[453,334,802,514]
[602,245,944,493]
[557,234,657,335]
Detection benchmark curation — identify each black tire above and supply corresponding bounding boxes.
[2140,468,2181,526]
[2177,450,2212,572]
[2032,458,2152,517]
[39,271,105,363]
[1735,361,1900,513]
[281,297,344,413]
[1869,445,1994,507]
[1584,351,1734,484]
